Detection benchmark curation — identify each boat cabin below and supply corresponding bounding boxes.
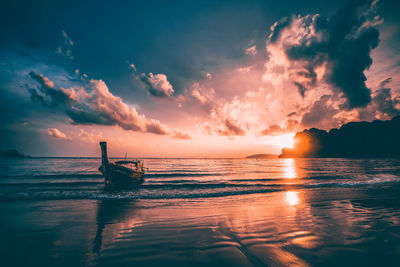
[115,160,144,172]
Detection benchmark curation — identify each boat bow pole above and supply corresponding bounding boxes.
[100,142,110,187]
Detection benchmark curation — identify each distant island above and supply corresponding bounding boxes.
[246,154,278,159]
[0,149,27,158]
[280,115,400,158]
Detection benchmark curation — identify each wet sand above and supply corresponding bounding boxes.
[1,185,400,267]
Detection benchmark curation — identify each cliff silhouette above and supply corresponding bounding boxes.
[0,149,26,158]
[246,154,278,159]
[280,116,400,158]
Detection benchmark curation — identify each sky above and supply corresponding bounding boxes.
[1,0,400,157]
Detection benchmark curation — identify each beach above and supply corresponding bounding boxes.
[1,158,400,266]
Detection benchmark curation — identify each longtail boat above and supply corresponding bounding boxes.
[99,142,145,187]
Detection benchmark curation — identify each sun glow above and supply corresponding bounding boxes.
[263,133,295,150]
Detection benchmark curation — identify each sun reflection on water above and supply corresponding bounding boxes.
[283,158,297,179]
[285,191,299,206]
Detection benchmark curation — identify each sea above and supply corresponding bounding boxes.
[0,157,399,266]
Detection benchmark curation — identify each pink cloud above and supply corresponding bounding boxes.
[47,128,70,140]
[29,72,173,136]
[141,73,174,98]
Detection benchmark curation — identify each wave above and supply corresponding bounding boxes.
[0,188,281,201]
[139,183,284,190]
[0,172,224,180]
[0,175,399,201]
[0,181,104,187]
[145,172,222,178]
[0,174,102,179]
[228,175,351,182]
[3,171,398,181]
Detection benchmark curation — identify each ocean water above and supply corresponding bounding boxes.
[0,158,400,266]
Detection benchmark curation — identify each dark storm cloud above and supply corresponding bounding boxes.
[358,77,400,120]
[373,78,400,117]
[27,72,171,135]
[269,0,381,108]
[372,88,400,117]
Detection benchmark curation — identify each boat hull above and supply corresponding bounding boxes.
[100,164,145,188]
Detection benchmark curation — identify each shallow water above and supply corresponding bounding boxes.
[0,158,400,266]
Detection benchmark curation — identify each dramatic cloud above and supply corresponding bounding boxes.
[47,128,70,140]
[28,72,172,135]
[296,76,400,129]
[358,77,400,120]
[372,79,400,117]
[140,73,175,98]
[145,119,170,135]
[187,83,247,136]
[28,72,75,107]
[265,0,382,108]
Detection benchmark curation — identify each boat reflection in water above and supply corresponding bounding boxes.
[92,199,138,254]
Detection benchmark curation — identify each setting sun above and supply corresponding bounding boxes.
[263,133,295,150]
